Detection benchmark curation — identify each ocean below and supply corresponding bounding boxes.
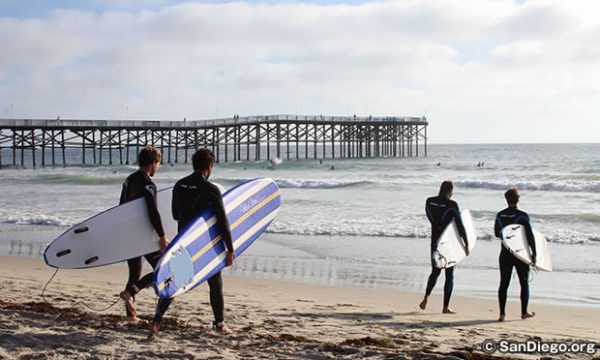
[1,143,599,308]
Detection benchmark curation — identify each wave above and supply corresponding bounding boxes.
[3,215,71,227]
[223,177,374,189]
[456,180,600,193]
[35,173,124,185]
[535,213,600,224]
[267,221,600,246]
[267,221,429,239]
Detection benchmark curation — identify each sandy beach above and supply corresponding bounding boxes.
[0,256,598,359]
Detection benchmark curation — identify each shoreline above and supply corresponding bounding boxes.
[2,228,600,309]
[1,256,599,359]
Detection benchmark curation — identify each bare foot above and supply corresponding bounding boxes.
[120,290,136,318]
[147,321,160,340]
[215,324,233,335]
[124,316,140,323]
[521,311,535,320]
[419,298,427,310]
[497,314,505,322]
[442,308,456,314]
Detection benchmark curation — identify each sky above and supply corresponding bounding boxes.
[1,0,599,143]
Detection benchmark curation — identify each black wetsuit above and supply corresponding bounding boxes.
[424,195,467,308]
[495,206,536,316]
[153,172,234,325]
[120,170,165,317]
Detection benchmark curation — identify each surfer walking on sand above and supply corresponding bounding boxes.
[419,181,469,314]
[147,148,235,338]
[118,146,170,322]
[495,188,536,322]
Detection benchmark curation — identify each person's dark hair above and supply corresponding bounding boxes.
[138,145,161,167]
[504,188,520,205]
[438,180,454,197]
[192,148,216,172]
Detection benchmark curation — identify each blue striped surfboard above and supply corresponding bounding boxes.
[153,177,281,298]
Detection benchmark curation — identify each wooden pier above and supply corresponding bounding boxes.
[0,115,428,168]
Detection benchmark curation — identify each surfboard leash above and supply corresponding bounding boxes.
[41,268,121,325]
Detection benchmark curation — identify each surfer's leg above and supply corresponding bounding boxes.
[442,267,455,313]
[148,297,174,339]
[515,261,534,319]
[208,272,224,323]
[124,257,142,318]
[498,254,513,321]
[132,251,162,291]
[208,272,232,334]
[420,265,441,310]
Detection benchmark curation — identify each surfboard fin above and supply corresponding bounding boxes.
[84,256,99,265]
[56,249,71,257]
[74,227,89,234]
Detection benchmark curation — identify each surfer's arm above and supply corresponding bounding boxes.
[521,215,537,263]
[494,216,503,238]
[171,187,179,221]
[143,185,166,238]
[425,200,433,223]
[453,209,469,253]
[208,190,234,253]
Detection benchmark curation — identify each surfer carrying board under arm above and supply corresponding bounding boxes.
[495,188,536,322]
[420,180,469,314]
[148,148,235,338]
[118,145,170,322]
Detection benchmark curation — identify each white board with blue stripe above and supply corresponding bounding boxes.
[153,177,281,298]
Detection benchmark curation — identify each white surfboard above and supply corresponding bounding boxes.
[502,224,553,271]
[44,188,178,269]
[433,209,477,269]
[44,181,228,269]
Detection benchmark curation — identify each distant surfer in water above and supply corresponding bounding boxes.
[118,146,170,322]
[419,180,469,314]
[495,188,536,322]
[148,148,235,338]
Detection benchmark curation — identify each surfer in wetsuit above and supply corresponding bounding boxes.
[118,145,170,321]
[495,188,536,322]
[148,148,235,338]
[419,180,469,314]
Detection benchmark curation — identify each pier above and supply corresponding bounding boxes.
[0,115,428,168]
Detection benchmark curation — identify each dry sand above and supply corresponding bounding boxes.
[0,256,598,359]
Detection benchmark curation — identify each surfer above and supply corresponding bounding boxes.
[495,188,536,322]
[419,180,469,314]
[148,148,235,338]
[118,146,170,322]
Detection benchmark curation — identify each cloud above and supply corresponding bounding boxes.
[0,0,599,143]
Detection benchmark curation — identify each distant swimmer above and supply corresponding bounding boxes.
[495,188,536,322]
[268,157,283,170]
[330,165,335,171]
[436,162,441,167]
[420,181,469,314]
